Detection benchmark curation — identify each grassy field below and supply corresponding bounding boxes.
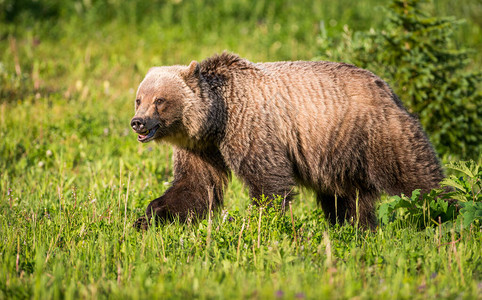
[1,0,481,299]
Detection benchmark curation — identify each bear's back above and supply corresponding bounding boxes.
[243,60,408,139]
[255,60,402,110]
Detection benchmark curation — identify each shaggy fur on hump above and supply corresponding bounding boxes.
[199,52,251,74]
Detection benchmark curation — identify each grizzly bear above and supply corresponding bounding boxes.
[131,52,444,230]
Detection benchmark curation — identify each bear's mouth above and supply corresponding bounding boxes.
[137,125,160,143]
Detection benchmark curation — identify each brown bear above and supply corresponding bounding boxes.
[131,52,444,230]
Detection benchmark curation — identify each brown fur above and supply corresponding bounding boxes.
[131,52,444,230]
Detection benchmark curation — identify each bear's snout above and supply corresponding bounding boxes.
[131,117,146,132]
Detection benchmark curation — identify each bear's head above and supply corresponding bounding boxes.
[131,56,233,149]
[131,61,212,147]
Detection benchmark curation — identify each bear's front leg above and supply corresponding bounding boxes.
[135,147,229,230]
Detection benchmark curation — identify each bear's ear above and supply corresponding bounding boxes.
[181,60,200,80]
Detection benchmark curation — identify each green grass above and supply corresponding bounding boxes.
[1,177,481,298]
[1,0,481,299]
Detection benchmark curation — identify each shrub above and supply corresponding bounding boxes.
[379,160,482,229]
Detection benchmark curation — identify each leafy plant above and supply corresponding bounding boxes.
[379,160,482,229]
[442,160,482,228]
[378,189,457,229]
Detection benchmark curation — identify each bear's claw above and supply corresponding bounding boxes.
[133,216,150,231]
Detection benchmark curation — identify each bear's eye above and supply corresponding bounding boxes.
[155,98,166,105]
[135,99,141,106]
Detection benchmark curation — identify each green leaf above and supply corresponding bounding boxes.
[458,202,482,228]
[446,161,476,178]
[441,177,468,194]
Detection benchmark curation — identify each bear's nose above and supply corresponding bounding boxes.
[131,118,145,132]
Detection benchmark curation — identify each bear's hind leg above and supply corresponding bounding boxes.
[353,191,378,229]
[317,193,350,226]
[317,191,378,229]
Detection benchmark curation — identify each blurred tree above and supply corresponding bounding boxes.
[0,0,63,23]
